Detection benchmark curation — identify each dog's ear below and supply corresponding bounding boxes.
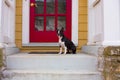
[61,27,64,32]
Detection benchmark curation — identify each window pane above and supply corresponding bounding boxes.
[46,0,55,14]
[35,17,44,31]
[46,16,55,31]
[58,0,66,14]
[35,0,44,14]
[58,17,66,30]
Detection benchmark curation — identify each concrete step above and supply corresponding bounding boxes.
[6,53,98,71]
[4,47,20,56]
[2,70,102,80]
[81,45,104,56]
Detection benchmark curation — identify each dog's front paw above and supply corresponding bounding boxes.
[63,52,66,54]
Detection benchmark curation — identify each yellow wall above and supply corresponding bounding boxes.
[15,0,88,52]
[78,0,88,50]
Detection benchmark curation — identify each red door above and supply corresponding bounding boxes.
[30,0,71,42]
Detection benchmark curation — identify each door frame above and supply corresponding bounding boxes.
[22,0,78,46]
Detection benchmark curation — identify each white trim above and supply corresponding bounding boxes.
[87,0,96,45]
[72,0,78,46]
[22,0,78,46]
[0,0,16,47]
[119,0,120,40]
[102,41,120,46]
[8,0,16,47]
[23,43,59,46]
[103,0,120,44]
[88,0,120,46]
[22,0,30,44]
[0,0,2,42]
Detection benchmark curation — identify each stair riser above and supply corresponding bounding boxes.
[6,56,98,71]
[81,46,101,56]
[2,73,102,80]
[5,47,19,56]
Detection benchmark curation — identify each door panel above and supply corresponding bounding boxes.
[30,0,71,42]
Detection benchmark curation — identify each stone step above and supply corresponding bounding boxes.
[6,53,98,71]
[2,70,102,80]
[4,47,20,56]
[81,45,103,56]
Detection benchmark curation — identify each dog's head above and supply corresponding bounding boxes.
[56,27,64,37]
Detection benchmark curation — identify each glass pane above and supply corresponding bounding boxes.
[46,0,55,14]
[58,17,66,30]
[58,0,66,14]
[35,0,44,14]
[35,17,44,31]
[46,16,55,31]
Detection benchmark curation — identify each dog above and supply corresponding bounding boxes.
[56,27,76,54]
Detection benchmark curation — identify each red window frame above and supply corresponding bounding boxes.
[30,0,72,42]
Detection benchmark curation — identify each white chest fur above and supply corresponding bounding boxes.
[59,37,65,48]
[58,37,67,54]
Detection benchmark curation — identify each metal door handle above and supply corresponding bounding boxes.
[30,3,37,7]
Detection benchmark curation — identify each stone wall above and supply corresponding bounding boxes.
[0,48,3,79]
[0,48,7,80]
[98,46,120,80]
[0,48,3,67]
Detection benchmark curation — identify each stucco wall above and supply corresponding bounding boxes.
[15,0,88,52]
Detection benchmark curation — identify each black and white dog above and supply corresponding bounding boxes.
[56,27,76,54]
